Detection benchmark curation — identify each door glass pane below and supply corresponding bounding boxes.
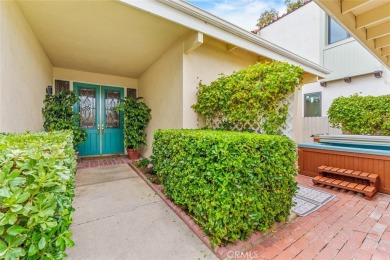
[55,80,70,94]
[79,88,96,128]
[127,88,137,100]
[105,90,120,128]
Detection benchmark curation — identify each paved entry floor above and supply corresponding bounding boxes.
[67,164,217,260]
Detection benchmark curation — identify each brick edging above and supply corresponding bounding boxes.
[127,162,291,259]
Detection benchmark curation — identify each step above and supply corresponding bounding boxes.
[312,178,377,197]
[318,165,378,183]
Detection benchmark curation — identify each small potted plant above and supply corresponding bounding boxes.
[117,97,151,160]
[42,91,87,155]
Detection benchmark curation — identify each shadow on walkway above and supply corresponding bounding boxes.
[67,164,217,260]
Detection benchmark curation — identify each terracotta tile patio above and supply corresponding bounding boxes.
[242,175,390,260]
[76,156,390,259]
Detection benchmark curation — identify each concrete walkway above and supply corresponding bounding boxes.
[67,164,217,260]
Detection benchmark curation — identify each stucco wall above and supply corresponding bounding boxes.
[53,68,138,90]
[303,70,390,116]
[258,2,321,64]
[0,0,52,132]
[183,44,257,128]
[138,41,184,156]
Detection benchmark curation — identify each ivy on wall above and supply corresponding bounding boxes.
[328,94,390,135]
[192,61,303,134]
[42,92,87,148]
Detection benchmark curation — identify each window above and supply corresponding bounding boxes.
[327,16,350,44]
[54,80,70,94]
[304,92,321,117]
[127,88,137,99]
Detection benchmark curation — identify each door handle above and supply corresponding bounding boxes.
[101,124,104,133]
[97,124,101,135]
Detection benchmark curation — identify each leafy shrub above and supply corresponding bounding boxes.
[192,61,303,134]
[328,94,390,135]
[116,97,151,149]
[0,131,76,259]
[152,130,298,246]
[42,91,87,148]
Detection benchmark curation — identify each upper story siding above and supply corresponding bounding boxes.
[258,2,322,64]
[257,2,383,79]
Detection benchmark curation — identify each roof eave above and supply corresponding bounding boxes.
[119,0,330,77]
[314,0,390,70]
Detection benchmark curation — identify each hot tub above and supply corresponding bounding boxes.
[298,135,390,194]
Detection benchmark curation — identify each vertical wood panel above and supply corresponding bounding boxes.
[302,117,342,143]
[383,161,390,192]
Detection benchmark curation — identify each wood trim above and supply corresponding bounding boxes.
[298,147,390,160]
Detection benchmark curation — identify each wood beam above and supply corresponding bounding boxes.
[341,0,371,14]
[257,56,271,62]
[184,32,203,54]
[375,35,390,49]
[382,46,390,56]
[367,20,390,40]
[226,44,238,52]
[356,2,390,29]
[314,0,389,69]
[302,73,318,84]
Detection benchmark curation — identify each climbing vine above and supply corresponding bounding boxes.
[192,61,303,134]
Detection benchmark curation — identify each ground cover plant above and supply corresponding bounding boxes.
[133,158,158,184]
[152,129,298,246]
[0,131,76,259]
[192,61,303,134]
[328,94,390,135]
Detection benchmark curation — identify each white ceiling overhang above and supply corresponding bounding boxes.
[16,0,191,78]
[315,0,390,70]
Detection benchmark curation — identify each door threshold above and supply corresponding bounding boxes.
[78,154,125,160]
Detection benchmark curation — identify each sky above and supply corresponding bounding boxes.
[187,0,287,31]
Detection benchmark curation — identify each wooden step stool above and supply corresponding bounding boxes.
[312,166,379,197]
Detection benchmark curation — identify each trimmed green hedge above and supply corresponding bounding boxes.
[328,94,390,135]
[0,131,76,259]
[152,130,298,246]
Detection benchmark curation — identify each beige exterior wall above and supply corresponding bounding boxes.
[138,41,184,156]
[303,71,390,116]
[0,0,52,132]
[53,68,138,91]
[183,43,257,129]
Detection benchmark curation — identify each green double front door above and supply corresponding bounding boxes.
[74,82,124,156]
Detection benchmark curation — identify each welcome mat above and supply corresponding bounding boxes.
[292,185,335,217]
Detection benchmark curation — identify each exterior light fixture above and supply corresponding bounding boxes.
[320,81,327,87]
[46,85,53,95]
[373,70,382,78]
[343,77,351,83]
